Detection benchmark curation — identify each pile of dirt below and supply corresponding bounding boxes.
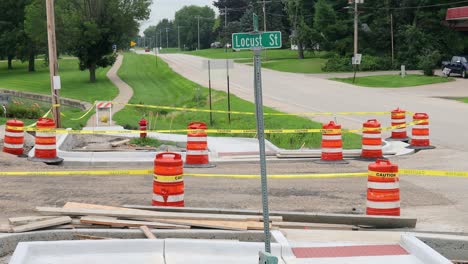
[0,152,50,170]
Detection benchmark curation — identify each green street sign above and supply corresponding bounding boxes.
[253,13,259,32]
[232,31,282,50]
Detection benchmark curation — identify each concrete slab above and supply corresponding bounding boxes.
[9,239,164,264]
[164,239,284,264]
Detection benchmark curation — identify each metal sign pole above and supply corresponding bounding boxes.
[208,61,213,126]
[226,60,231,124]
[253,47,271,253]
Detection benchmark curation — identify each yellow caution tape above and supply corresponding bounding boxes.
[0,169,467,178]
[70,102,97,121]
[400,169,468,178]
[52,104,60,107]
[153,174,184,182]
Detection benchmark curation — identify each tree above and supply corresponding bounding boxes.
[174,6,215,50]
[285,0,315,59]
[63,0,152,82]
[144,19,177,48]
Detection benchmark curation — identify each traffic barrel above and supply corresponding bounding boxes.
[366,159,400,216]
[29,118,63,165]
[153,152,184,207]
[315,121,348,164]
[386,108,409,142]
[3,119,24,156]
[408,113,435,150]
[184,122,215,168]
[360,119,383,160]
[139,118,147,138]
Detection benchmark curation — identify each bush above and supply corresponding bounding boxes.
[0,101,42,119]
[322,54,394,72]
[417,50,441,76]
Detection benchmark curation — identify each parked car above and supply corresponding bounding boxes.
[210,42,222,48]
[442,55,468,78]
[145,48,150,52]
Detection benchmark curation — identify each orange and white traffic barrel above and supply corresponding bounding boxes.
[3,119,24,156]
[184,122,214,168]
[408,113,435,150]
[29,118,63,165]
[153,152,184,207]
[386,108,409,142]
[366,159,400,216]
[360,119,383,160]
[316,121,348,164]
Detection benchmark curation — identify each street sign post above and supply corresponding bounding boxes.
[232,14,282,254]
[232,31,282,50]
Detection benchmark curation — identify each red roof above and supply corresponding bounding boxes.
[446,6,468,21]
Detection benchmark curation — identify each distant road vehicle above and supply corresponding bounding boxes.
[442,55,468,78]
[145,48,150,52]
[210,42,222,48]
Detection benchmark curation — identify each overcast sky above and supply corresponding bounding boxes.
[140,0,217,34]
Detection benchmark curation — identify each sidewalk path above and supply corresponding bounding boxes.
[86,54,133,127]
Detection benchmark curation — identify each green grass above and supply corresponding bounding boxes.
[185,48,322,60]
[114,53,361,149]
[458,98,468,103]
[331,74,454,88]
[130,137,162,147]
[0,59,118,103]
[261,58,326,74]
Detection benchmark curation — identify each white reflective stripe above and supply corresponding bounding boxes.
[321,148,342,153]
[3,143,23,149]
[392,128,406,133]
[35,144,56,150]
[322,135,342,140]
[152,194,184,202]
[187,137,207,142]
[186,150,209,155]
[140,126,147,129]
[36,132,55,137]
[366,200,400,209]
[391,119,405,122]
[5,131,24,137]
[363,133,381,138]
[367,181,399,190]
[411,135,429,140]
[362,145,382,150]
[414,125,429,129]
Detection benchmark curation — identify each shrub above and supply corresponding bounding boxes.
[417,50,441,76]
[322,54,394,72]
[0,103,42,119]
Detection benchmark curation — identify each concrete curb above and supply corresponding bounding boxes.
[0,229,266,257]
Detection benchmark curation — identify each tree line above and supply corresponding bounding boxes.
[0,0,151,82]
[145,0,467,71]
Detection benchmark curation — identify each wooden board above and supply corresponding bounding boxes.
[0,224,11,233]
[63,202,282,222]
[156,219,270,231]
[272,221,358,230]
[74,234,114,240]
[37,207,276,222]
[80,216,190,229]
[139,226,157,239]
[11,216,72,233]
[8,216,56,225]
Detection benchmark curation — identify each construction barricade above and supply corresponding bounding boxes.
[3,120,25,156]
[366,159,400,216]
[316,121,348,164]
[29,118,63,165]
[184,122,214,168]
[387,108,409,142]
[153,152,184,207]
[408,113,435,150]
[360,119,383,160]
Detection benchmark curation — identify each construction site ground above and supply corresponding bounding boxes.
[1,145,467,234]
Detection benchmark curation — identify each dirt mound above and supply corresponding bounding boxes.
[0,152,50,170]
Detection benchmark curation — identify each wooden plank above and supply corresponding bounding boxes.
[74,234,114,240]
[156,219,248,231]
[80,216,190,229]
[66,202,282,222]
[139,226,157,239]
[37,207,274,222]
[0,224,11,233]
[11,216,72,233]
[272,221,358,230]
[8,216,55,225]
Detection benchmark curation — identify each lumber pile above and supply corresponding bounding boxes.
[0,202,366,234]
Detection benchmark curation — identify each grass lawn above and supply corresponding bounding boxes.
[261,58,327,74]
[331,74,454,88]
[114,53,361,149]
[0,59,118,103]
[459,98,468,103]
[0,58,118,129]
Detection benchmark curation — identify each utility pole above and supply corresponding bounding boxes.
[258,1,271,60]
[197,16,200,50]
[353,0,358,56]
[178,26,181,50]
[390,12,394,65]
[45,0,61,127]
[166,28,169,49]
[159,30,162,48]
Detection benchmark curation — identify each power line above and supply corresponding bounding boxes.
[360,0,468,10]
